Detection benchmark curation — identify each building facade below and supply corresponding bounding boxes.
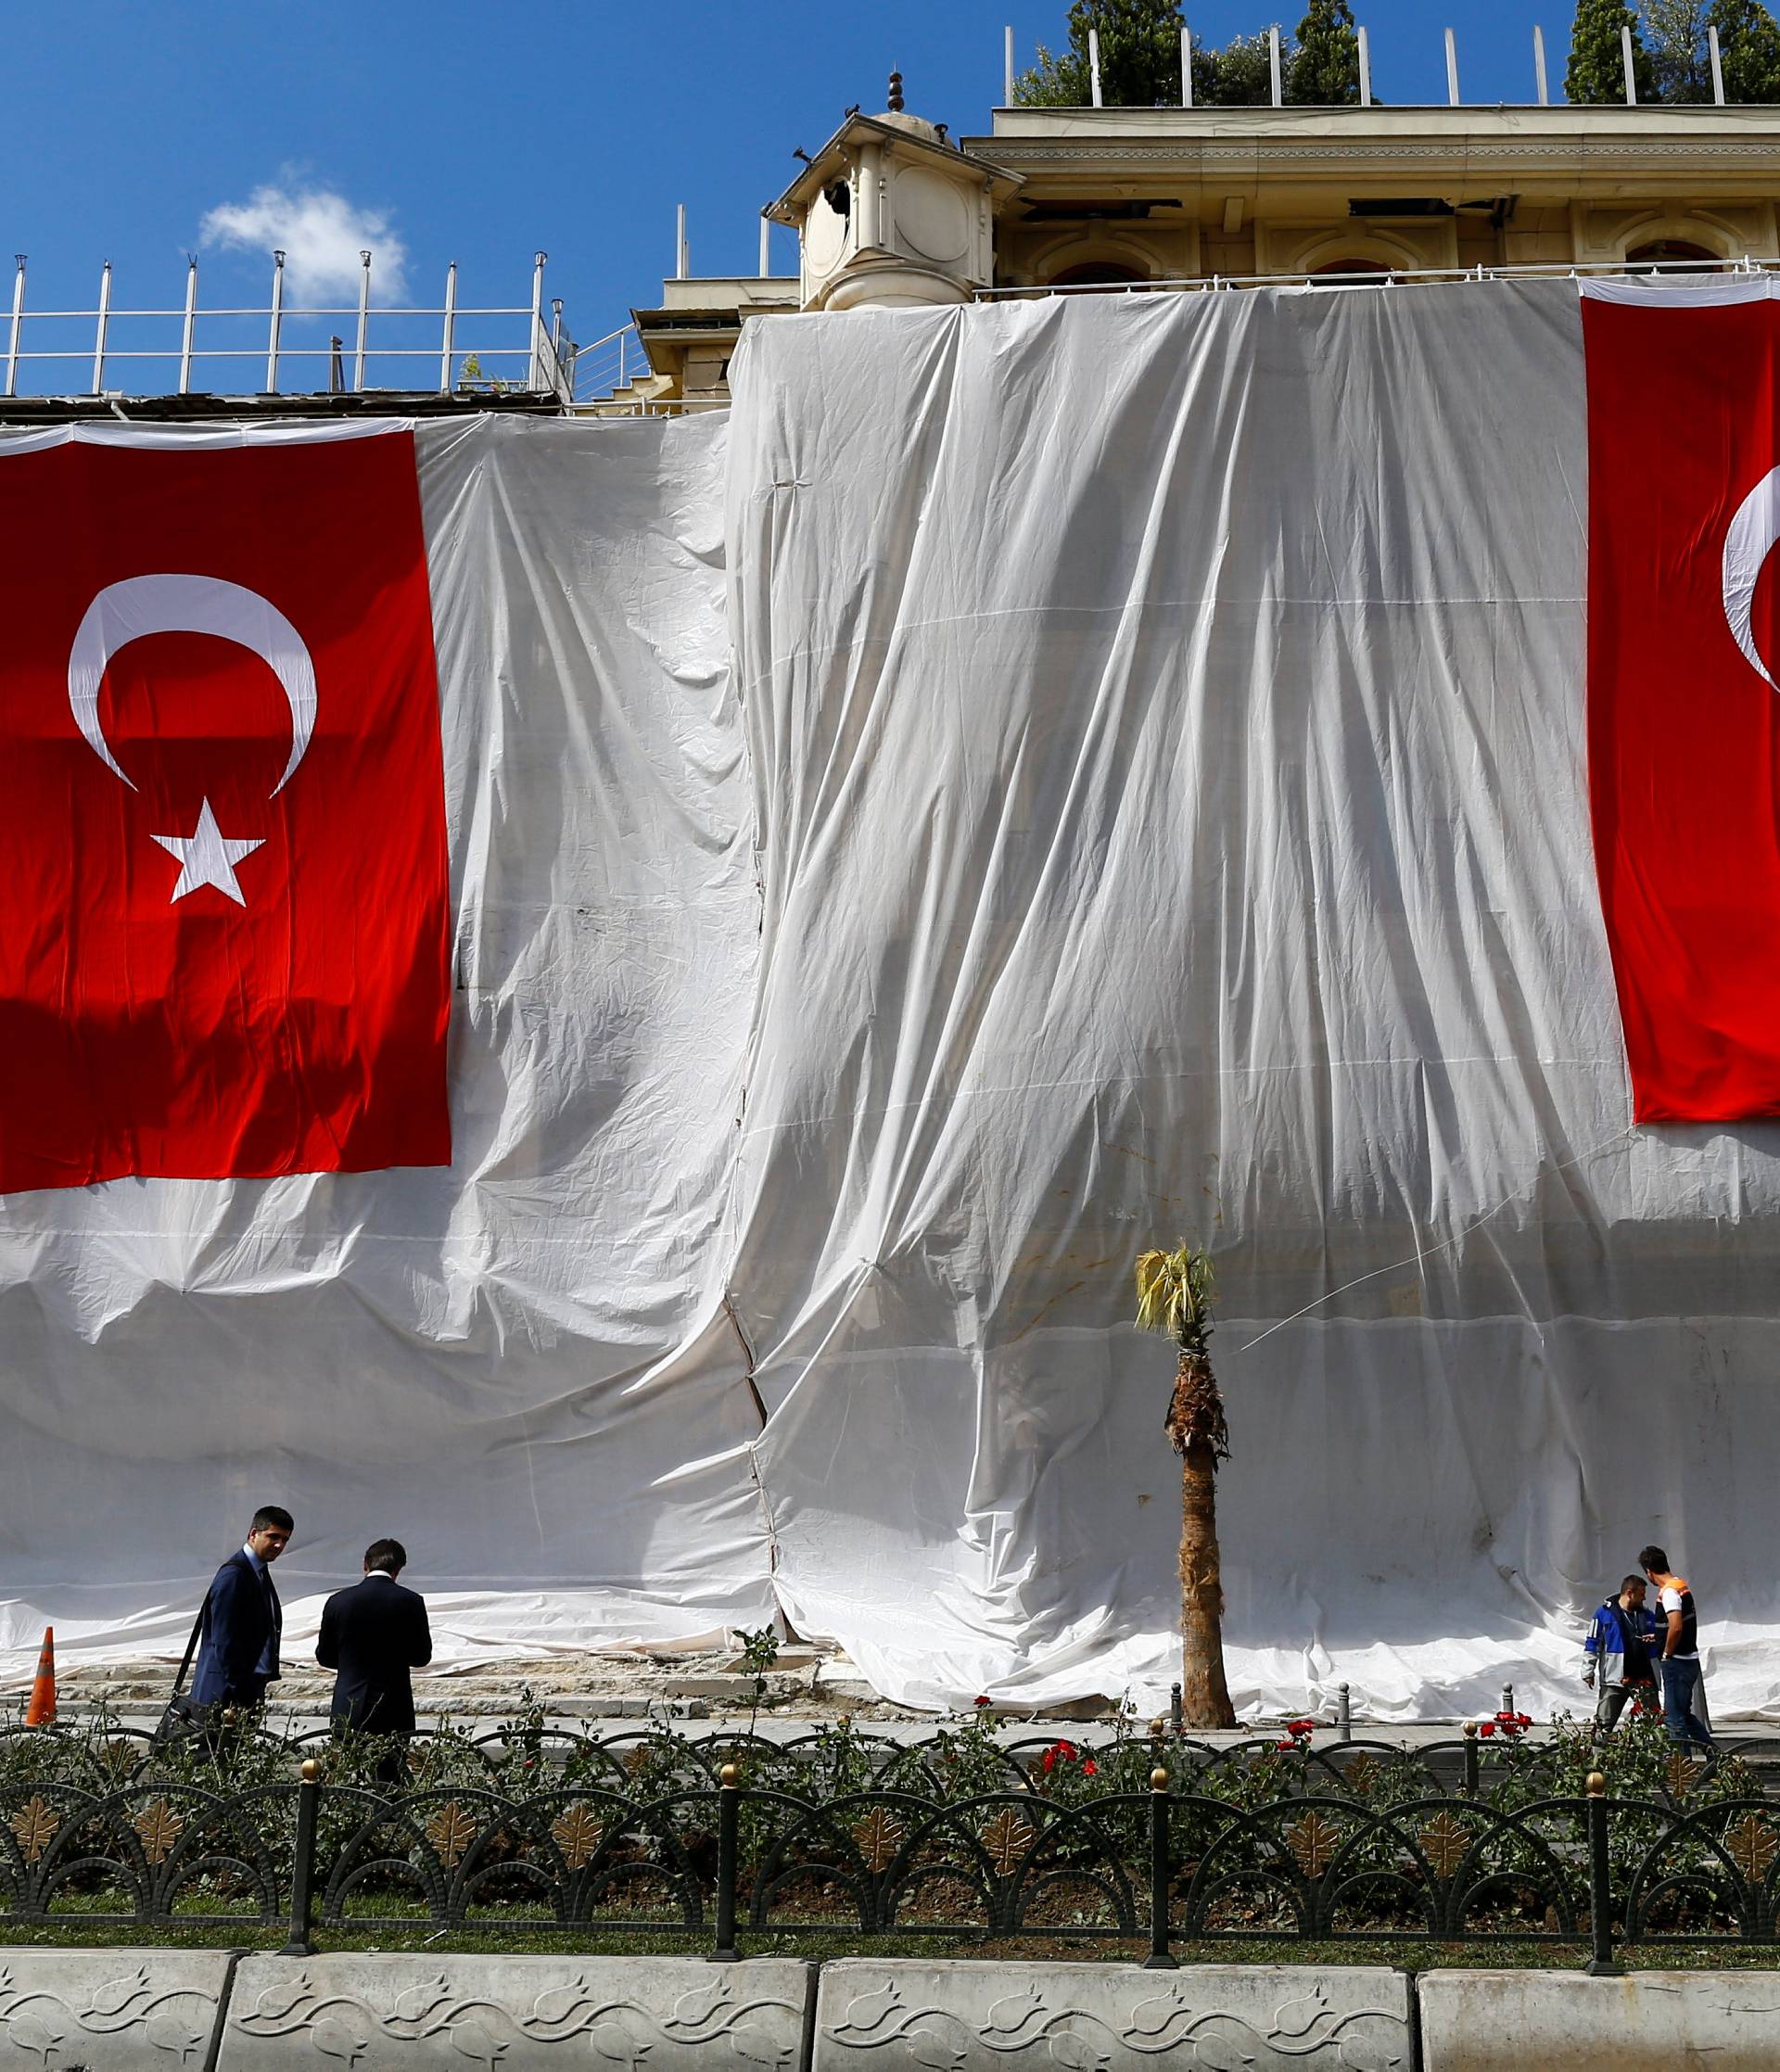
[620,90,1780,408]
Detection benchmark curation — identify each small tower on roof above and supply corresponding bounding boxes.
[766,70,1022,312]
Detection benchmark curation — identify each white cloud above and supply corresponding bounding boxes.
[199,184,408,302]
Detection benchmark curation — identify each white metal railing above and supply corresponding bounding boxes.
[2,252,581,403]
[571,324,644,401]
[976,254,1777,299]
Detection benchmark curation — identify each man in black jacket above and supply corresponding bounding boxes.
[190,1506,293,1713]
[315,1538,433,1771]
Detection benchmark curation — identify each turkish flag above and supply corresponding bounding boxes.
[1585,289,1780,1123]
[0,431,451,1189]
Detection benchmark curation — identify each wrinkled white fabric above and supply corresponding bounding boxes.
[0,414,773,1669]
[722,279,1780,1721]
[9,286,1780,1725]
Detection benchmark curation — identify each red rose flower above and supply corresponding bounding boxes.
[1479,1722,1495,1737]
[1516,1713,1532,1728]
[1042,1749,1056,1773]
[1082,1760,1098,1775]
[973,1696,991,1708]
[1276,1738,1295,1750]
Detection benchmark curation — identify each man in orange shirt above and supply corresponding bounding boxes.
[1638,1544,1713,1753]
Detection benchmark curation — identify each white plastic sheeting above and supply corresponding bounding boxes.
[7,283,1780,1722]
[0,414,773,1672]
[722,279,1780,1720]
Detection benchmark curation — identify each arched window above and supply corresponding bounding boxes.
[1310,258,1393,279]
[1625,239,1723,278]
[1047,261,1146,291]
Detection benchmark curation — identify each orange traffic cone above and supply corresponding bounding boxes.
[23,1626,55,1727]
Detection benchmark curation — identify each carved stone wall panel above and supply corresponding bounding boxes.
[813,1960,1413,2072]
[0,1949,235,2070]
[219,1954,815,2071]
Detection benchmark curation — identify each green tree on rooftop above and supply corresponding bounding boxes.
[1014,0,1184,107]
[1706,0,1780,99]
[1566,0,1659,100]
[1642,1,1712,98]
[1288,0,1362,103]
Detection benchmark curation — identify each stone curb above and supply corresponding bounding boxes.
[812,1958,1415,2070]
[7,1949,1779,2071]
[216,1953,815,2069]
[1418,1967,1780,2070]
[0,1948,241,2071]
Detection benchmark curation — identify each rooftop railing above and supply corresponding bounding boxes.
[1,252,579,404]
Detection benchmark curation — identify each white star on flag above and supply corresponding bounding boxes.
[152,797,265,907]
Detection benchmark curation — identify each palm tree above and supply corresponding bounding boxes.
[1135,1243,1236,1727]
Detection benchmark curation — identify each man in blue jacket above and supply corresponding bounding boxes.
[1582,1574,1661,1733]
[189,1506,293,1714]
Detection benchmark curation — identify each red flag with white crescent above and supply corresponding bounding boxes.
[0,429,451,1189]
[1584,287,1780,1123]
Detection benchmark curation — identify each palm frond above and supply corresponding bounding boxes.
[1134,1242,1215,1351]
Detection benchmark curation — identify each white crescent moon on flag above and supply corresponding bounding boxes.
[67,573,317,794]
[1723,466,1780,691]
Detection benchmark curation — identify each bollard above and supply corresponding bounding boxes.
[1462,1720,1480,1799]
[1170,1683,1183,1737]
[1337,1684,1352,1743]
[280,1758,321,1957]
[1501,1683,1514,1719]
[1583,1771,1621,1976]
[709,1762,741,1963]
[1144,1766,1177,1969]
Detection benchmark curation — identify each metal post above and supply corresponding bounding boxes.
[6,256,24,400]
[1088,27,1102,106]
[177,259,197,396]
[1004,23,1014,104]
[528,251,547,392]
[1710,24,1725,104]
[1583,1772,1621,1976]
[439,261,457,393]
[1269,25,1283,105]
[1501,1683,1514,1719]
[1170,1683,1183,1737]
[1445,27,1460,107]
[1621,22,1637,104]
[1144,1766,1176,1968]
[265,249,286,394]
[1534,24,1549,106]
[619,330,627,390]
[676,205,689,281]
[710,1761,741,1963]
[280,1759,321,1957]
[1181,25,1192,107]
[1358,26,1371,107]
[91,261,112,398]
[1462,1720,1480,1798]
[758,214,771,278]
[353,249,371,391]
[328,337,345,394]
[1338,1684,1353,1743]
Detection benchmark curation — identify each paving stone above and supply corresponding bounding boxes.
[0,1948,235,2070]
[1419,1967,1780,2070]
[219,1954,814,2070]
[814,1959,1413,2071]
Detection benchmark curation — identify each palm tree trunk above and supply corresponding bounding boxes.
[1179,1438,1236,1729]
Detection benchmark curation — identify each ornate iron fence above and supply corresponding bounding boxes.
[5,1760,1780,1971]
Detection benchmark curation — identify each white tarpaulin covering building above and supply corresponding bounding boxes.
[5,277,1779,1721]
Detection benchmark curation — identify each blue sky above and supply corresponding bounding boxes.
[3,2,1596,395]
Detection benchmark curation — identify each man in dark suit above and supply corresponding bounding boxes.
[189,1505,292,1713]
[316,1538,433,1767]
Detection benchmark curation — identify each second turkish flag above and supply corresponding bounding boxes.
[1585,286,1780,1124]
[0,429,451,1190]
